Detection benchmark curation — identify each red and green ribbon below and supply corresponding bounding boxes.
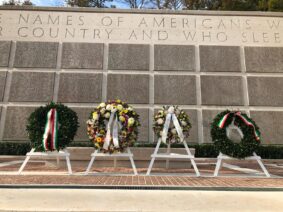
[42,109,58,151]
[218,111,260,141]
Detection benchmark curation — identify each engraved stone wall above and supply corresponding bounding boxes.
[0,8,283,144]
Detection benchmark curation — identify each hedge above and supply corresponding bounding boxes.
[0,142,282,159]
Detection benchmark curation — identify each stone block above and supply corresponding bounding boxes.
[3,106,37,140]
[0,71,7,101]
[58,73,102,103]
[9,72,54,102]
[245,47,283,73]
[14,42,58,68]
[0,41,11,67]
[200,45,241,72]
[154,45,195,71]
[71,107,92,141]
[108,44,149,70]
[154,75,197,105]
[250,111,283,145]
[248,77,283,106]
[62,43,104,69]
[135,108,149,142]
[201,76,244,106]
[107,74,149,104]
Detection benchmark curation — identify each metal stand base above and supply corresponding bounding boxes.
[146,138,200,176]
[213,152,270,177]
[18,148,72,175]
[85,147,138,175]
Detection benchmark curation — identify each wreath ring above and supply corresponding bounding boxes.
[211,110,261,159]
[87,100,140,154]
[26,102,79,152]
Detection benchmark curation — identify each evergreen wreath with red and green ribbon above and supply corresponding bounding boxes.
[26,102,79,152]
[211,110,261,159]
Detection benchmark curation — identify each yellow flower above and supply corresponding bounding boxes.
[96,137,103,143]
[119,116,125,122]
[128,118,135,126]
[123,109,129,114]
[92,112,98,120]
[100,130,105,134]
[116,99,121,103]
[117,104,123,111]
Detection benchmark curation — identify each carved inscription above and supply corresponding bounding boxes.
[0,10,282,46]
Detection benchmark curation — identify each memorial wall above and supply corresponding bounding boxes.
[0,7,282,144]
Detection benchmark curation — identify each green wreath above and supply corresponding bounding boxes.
[211,110,261,159]
[26,102,79,152]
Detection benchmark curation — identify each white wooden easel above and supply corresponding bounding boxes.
[146,138,200,176]
[213,152,270,177]
[18,148,72,175]
[85,147,138,175]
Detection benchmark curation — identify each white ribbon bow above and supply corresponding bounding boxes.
[103,109,120,150]
[161,106,184,144]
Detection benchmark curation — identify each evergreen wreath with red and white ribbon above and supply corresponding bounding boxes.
[26,102,79,152]
[211,110,261,159]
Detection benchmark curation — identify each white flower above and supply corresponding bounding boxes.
[171,128,177,134]
[99,103,106,108]
[100,108,106,114]
[181,121,187,126]
[117,104,123,111]
[92,112,99,120]
[158,110,164,114]
[104,112,110,118]
[111,108,117,113]
[106,104,112,111]
[86,119,94,125]
[168,106,174,114]
[128,107,133,111]
[157,118,164,125]
[128,118,135,126]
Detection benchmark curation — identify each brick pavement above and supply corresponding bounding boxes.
[0,159,283,188]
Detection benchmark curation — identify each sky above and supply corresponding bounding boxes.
[0,0,68,6]
[0,0,127,7]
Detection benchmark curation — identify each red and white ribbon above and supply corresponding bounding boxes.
[42,109,58,151]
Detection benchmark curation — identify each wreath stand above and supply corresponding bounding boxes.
[146,138,200,176]
[85,147,138,175]
[18,148,72,175]
[214,152,270,177]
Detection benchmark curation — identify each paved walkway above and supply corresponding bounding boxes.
[0,189,282,211]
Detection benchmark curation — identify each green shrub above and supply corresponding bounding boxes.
[268,0,283,11]
[0,142,282,159]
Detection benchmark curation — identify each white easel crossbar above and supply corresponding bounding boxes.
[146,138,200,176]
[85,147,138,175]
[213,152,270,177]
[18,148,72,175]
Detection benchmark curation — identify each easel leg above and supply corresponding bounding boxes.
[85,150,98,175]
[18,148,35,175]
[183,142,200,177]
[253,153,270,177]
[165,143,170,169]
[214,153,223,177]
[146,138,162,175]
[127,148,138,175]
[66,155,72,175]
